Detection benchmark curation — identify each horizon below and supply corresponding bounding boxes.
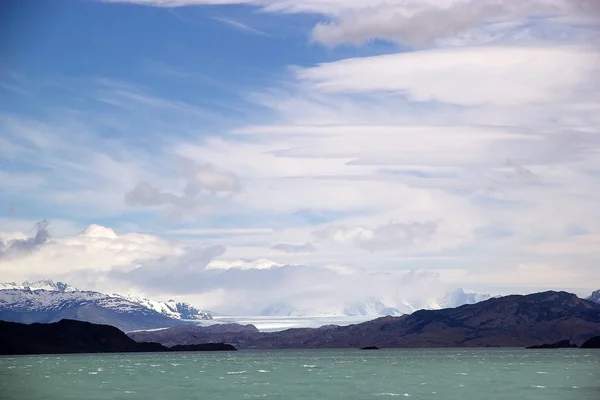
[1,0,599,316]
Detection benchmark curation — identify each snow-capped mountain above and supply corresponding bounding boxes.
[433,288,493,309]
[587,289,600,304]
[115,294,211,321]
[0,279,212,332]
[0,279,77,293]
[259,288,493,317]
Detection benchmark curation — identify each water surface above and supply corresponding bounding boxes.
[1,349,598,399]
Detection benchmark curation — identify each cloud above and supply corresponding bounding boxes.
[98,0,600,47]
[1,221,599,312]
[272,242,316,253]
[125,157,239,216]
[207,258,282,270]
[125,182,201,209]
[0,224,181,283]
[3,0,600,306]
[310,0,600,46]
[0,220,50,260]
[314,221,438,252]
[296,45,599,106]
[109,247,452,314]
[212,17,269,36]
[179,157,239,194]
[110,245,227,292]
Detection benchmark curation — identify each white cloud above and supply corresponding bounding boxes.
[99,0,600,47]
[124,157,239,216]
[296,45,599,106]
[311,0,600,46]
[0,223,182,283]
[313,222,438,252]
[207,258,282,270]
[212,17,269,36]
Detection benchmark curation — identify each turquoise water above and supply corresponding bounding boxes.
[1,349,599,399]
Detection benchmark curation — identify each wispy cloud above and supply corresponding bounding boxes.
[212,17,269,36]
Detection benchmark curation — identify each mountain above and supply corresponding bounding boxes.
[434,288,493,309]
[0,279,77,292]
[0,319,236,355]
[130,323,260,347]
[581,336,600,349]
[259,299,404,317]
[587,289,600,304]
[0,279,211,332]
[130,291,600,349]
[114,294,211,321]
[259,288,492,317]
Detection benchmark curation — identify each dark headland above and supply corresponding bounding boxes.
[526,340,578,349]
[581,336,600,349]
[0,319,236,355]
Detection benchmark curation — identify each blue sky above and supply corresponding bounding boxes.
[1,0,600,314]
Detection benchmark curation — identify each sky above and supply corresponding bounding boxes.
[1,0,599,314]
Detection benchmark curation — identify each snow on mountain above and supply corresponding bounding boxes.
[22,279,78,293]
[0,282,24,291]
[115,294,211,321]
[259,288,493,318]
[0,279,212,331]
[260,298,406,318]
[587,289,600,304]
[435,288,493,309]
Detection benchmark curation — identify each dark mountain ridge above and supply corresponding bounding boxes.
[129,291,600,349]
[0,319,236,355]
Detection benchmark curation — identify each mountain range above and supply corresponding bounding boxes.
[0,279,212,332]
[129,291,600,349]
[259,288,493,317]
[2,279,598,336]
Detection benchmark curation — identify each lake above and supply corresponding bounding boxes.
[1,349,599,399]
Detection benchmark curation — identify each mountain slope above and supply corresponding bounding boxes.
[587,289,600,304]
[0,280,212,332]
[0,319,237,355]
[130,291,600,349]
[130,324,260,347]
[114,294,211,320]
[0,319,164,355]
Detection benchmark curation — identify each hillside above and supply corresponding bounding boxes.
[0,319,236,355]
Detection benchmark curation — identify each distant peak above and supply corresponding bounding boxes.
[20,279,78,292]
